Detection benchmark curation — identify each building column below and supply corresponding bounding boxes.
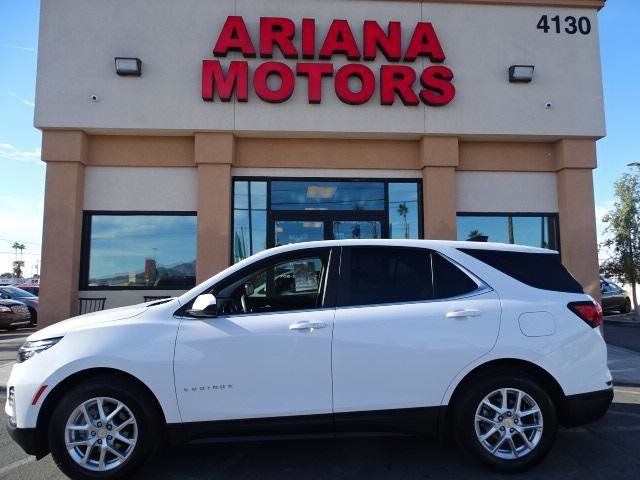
[38,131,88,328]
[554,139,600,299]
[195,133,234,283]
[420,137,459,240]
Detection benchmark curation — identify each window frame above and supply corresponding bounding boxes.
[336,246,487,308]
[176,246,340,317]
[456,212,561,254]
[231,177,424,264]
[80,210,198,291]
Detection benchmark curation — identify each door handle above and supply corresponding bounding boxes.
[446,309,482,319]
[289,321,327,331]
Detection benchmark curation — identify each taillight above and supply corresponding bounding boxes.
[568,301,603,328]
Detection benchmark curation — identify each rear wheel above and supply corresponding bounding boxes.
[28,308,37,327]
[453,371,557,473]
[622,298,632,314]
[48,376,162,479]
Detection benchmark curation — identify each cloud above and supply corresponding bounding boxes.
[0,144,42,165]
[7,90,35,107]
[2,43,35,52]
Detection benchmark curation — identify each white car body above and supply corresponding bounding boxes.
[5,239,612,472]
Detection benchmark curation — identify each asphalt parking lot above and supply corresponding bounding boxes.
[1,330,639,479]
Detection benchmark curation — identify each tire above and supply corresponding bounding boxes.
[28,308,37,327]
[48,375,162,480]
[452,370,558,473]
[622,298,631,314]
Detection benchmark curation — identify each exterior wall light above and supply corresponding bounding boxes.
[508,65,534,83]
[114,57,142,76]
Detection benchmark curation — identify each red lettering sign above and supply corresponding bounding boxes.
[204,17,455,107]
[213,16,256,58]
[202,60,248,102]
[253,62,295,103]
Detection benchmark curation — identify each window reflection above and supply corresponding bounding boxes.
[233,181,267,262]
[86,214,196,288]
[271,181,385,211]
[388,183,419,239]
[456,214,559,250]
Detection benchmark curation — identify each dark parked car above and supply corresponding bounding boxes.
[0,286,38,326]
[0,299,31,331]
[600,276,632,314]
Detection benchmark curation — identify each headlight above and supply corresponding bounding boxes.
[17,337,62,363]
[0,306,11,313]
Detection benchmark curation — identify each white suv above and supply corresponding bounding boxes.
[6,240,612,479]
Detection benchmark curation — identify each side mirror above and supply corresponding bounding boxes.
[187,293,217,318]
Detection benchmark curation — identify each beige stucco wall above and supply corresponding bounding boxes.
[36,0,605,138]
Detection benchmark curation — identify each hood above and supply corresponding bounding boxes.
[17,297,38,308]
[28,304,148,341]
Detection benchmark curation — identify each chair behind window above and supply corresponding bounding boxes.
[78,297,106,315]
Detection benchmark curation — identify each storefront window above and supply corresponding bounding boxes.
[456,214,559,251]
[388,183,420,239]
[82,213,197,289]
[233,181,267,262]
[271,180,385,211]
[233,178,423,263]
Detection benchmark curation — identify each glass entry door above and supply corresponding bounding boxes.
[272,215,384,247]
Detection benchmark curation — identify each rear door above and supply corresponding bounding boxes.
[332,246,501,418]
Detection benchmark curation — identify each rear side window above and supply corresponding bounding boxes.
[432,253,479,299]
[459,249,583,294]
[339,247,433,306]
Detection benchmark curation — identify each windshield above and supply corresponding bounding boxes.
[0,286,35,298]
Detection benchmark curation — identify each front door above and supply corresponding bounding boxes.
[174,248,337,425]
[272,213,385,247]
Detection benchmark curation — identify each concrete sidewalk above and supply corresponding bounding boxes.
[607,344,640,386]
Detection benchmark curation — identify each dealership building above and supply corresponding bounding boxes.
[35,0,605,327]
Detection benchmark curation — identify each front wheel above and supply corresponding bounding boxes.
[453,372,558,473]
[48,376,162,479]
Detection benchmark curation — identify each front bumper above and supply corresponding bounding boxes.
[562,388,614,427]
[5,419,41,456]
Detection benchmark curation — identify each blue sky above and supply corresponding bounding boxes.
[1,0,638,275]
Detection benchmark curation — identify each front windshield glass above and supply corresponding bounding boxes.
[1,287,35,298]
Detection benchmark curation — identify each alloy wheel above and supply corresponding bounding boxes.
[64,396,138,472]
[474,387,544,460]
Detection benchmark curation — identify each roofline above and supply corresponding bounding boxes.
[378,0,605,10]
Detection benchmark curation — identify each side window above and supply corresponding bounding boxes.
[215,255,327,315]
[431,253,479,299]
[341,247,433,307]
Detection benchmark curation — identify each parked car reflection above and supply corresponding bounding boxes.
[0,299,31,331]
[0,286,38,327]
